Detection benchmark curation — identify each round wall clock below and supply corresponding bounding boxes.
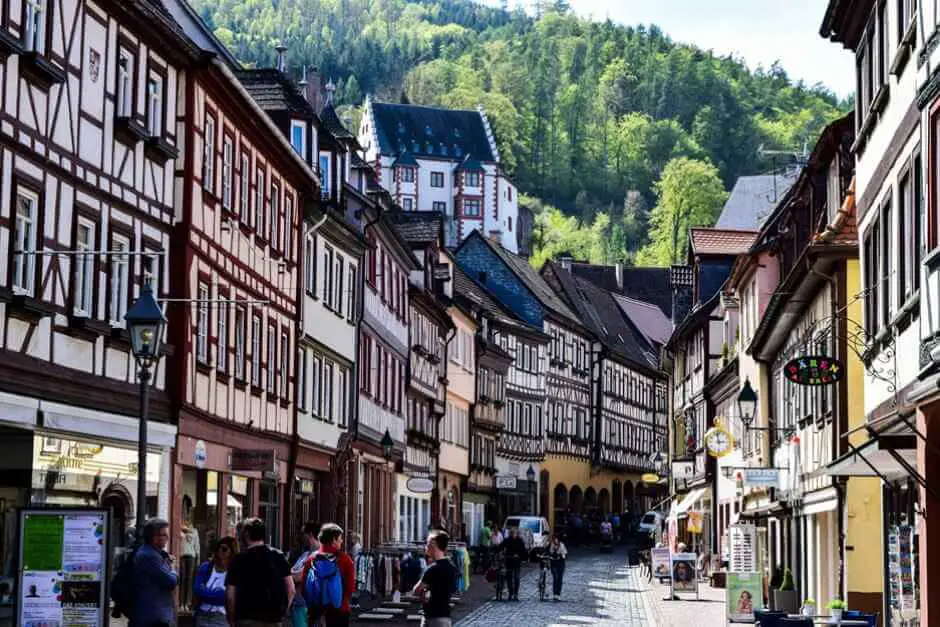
[704,424,734,458]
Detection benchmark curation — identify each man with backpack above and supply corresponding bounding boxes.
[302,523,355,627]
[110,518,178,627]
[224,518,294,627]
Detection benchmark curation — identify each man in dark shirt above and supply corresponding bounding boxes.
[413,530,457,627]
[501,528,527,601]
[225,517,294,627]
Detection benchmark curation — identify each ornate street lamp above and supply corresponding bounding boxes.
[737,378,758,429]
[381,429,394,461]
[124,281,166,540]
[526,465,536,515]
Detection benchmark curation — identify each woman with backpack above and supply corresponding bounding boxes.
[192,536,237,627]
[302,523,355,627]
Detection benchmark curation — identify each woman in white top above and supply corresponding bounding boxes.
[192,536,237,627]
[547,534,568,601]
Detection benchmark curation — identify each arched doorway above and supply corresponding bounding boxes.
[598,488,610,516]
[569,485,583,513]
[612,480,622,515]
[584,487,597,517]
[623,480,635,513]
[553,483,568,531]
[100,484,132,571]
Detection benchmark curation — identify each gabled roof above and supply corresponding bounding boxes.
[543,262,659,371]
[569,263,672,318]
[389,211,443,245]
[236,69,314,116]
[351,151,371,170]
[392,152,419,168]
[689,228,758,257]
[613,294,673,350]
[370,101,495,162]
[462,232,581,326]
[320,102,355,141]
[159,0,239,66]
[455,156,484,172]
[716,171,799,231]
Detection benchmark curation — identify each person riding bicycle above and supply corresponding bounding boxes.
[546,534,567,601]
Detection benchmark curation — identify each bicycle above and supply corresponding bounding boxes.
[537,555,552,601]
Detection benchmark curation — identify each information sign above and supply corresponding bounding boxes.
[729,524,757,573]
[17,508,109,627]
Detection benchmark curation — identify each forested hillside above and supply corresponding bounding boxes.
[192,0,849,265]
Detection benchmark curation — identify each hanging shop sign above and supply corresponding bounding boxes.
[671,460,695,481]
[784,355,843,386]
[687,511,704,534]
[194,440,208,469]
[743,468,780,488]
[495,475,517,490]
[641,473,660,484]
[17,508,110,627]
[406,476,435,494]
[704,422,735,458]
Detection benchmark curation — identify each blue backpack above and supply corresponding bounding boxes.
[305,554,343,609]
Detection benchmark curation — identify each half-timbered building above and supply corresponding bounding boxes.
[451,264,540,527]
[456,231,595,529]
[542,260,669,516]
[238,66,368,535]
[0,0,198,572]
[161,4,314,568]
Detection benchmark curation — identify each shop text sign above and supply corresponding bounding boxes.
[743,468,779,487]
[230,449,277,473]
[784,355,843,386]
[495,476,517,490]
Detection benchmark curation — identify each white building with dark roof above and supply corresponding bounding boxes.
[358,97,519,253]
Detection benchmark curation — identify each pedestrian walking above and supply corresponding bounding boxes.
[501,528,526,601]
[290,522,321,627]
[412,530,457,627]
[224,517,294,627]
[193,536,237,627]
[479,521,493,569]
[132,517,179,627]
[546,534,567,601]
[302,523,356,627]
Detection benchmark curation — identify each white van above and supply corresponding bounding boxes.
[637,511,663,534]
[503,515,551,556]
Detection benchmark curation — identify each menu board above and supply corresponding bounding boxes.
[729,524,756,573]
[17,509,109,627]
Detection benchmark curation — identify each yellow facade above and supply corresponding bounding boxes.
[541,454,646,528]
[843,259,884,606]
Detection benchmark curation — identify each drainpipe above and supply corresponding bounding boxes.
[433,325,457,527]
[591,342,605,472]
[806,257,845,598]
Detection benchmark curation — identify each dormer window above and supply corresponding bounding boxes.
[454,144,462,157]
[291,121,306,158]
[117,48,134,118]
[397,122,405,135]
[465,171,481,187]
[319,153,330,199]
[425,125,433,137]
[401,167,415,183]
[23,0,46,54]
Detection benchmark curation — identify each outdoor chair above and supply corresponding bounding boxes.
[778,618,813,627]
[753,609,786,627]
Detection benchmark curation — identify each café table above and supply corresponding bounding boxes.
[785,615,871,625]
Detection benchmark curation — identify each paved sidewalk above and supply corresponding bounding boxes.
[639,574,726,626]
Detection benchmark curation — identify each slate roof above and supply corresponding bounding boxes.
[159,0,239,66]
[689,228,758,256]
[320,102,355,140]
[236,69,313,115]
[389,211,443,245]
[453,265,536,334]
[455,156,485,172]
[569,263,672,318]
[473,234,580,325]
[392,152,419,168]
[370,102,495,162]
[545,262,659,370]
[351,151,371,170]
[613,294,673,350]
[716,171,799,230]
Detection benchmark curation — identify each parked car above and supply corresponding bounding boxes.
[637,511,663,534]
[502,516,551,558]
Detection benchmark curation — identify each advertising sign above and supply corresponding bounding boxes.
[743,468,780,487]
[727,572,763,622]
[687,511,703,534]
[784,355,843,385]
[729,524,757,573]
[670,553,698,594]
[231,449,277,473]
[495,476,517,490]
[651,547,671,580]
[18,508,109,627]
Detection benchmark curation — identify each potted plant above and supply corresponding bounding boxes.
[801,598,816,617]
[772,568,798,614]
[827,598,847,623]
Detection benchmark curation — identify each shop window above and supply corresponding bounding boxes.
[259,481,280,547]
[180,468,220,564]
[228,475,253,537]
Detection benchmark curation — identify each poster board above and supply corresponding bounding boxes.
[727,572,763,622]
[729,524,756,573]
[17,508,110,627]
[651,547,671,580]
[670,552,698,598]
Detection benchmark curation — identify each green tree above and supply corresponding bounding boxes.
[637,157,728,266]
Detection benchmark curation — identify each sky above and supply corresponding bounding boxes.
[496,0,855,98]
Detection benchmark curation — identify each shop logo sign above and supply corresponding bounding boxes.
[784,355,843,386]
[406,476,434,494]
[194,440,207,469]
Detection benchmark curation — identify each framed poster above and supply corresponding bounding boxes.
[651,547,671,580]
[17,508,110,627]
[670,552,698,595]
[727,572,763,622]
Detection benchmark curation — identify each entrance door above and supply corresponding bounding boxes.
[259,481,280,548]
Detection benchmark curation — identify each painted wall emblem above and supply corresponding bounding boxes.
[89,49,101,82]
[784,355,843,385]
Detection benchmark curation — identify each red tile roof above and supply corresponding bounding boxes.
[689,228,758,256]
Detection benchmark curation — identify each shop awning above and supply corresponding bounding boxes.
[821,437,917,482]
[668,487,707,520]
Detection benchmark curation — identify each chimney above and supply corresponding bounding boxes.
[304,67,322,111]
[614,262,623,291]
[275,43,287,73]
